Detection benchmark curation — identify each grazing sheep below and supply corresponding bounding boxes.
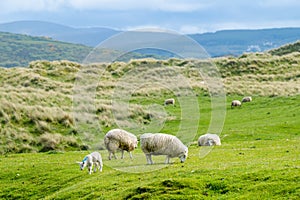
[231,100,242,108]
[198,133,221,146]
[242,96,252,102]
[104,129,138,160]
[77,151,103,174]
[140,133,188,164]
[164,98,175,106]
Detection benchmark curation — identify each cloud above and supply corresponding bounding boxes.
[0,0,65,13]
[0,0,210,13]
[68,0,210,12]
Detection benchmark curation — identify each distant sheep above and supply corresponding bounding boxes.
[104,129,138,160]
[198,133,221,146]
[164,98,175,106]
[77,151,103,174]
[231,100,241,108]
[140,133,188,164]
[242,96,252,102]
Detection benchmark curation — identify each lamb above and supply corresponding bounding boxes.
[77,151,103,174]
[164,98,175,106]
[104,129,138,160]
[242,96,252,102]
[198,133,221,146]
[140,133,188,164]
[231,100,241,108]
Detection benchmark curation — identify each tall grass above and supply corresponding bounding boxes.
[0,52,299,153]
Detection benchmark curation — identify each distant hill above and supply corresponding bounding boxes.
[1,21,300,57]
[189,28,300,57]
[0,31,92,67]
[0,20,120,46]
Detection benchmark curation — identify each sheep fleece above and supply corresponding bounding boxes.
[140,133,187,157]
[104,129,137,152]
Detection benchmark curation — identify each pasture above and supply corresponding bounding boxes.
[0,95,299,199]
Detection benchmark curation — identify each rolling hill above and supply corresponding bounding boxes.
[0,20,119,46]
[0,31,92,67]
[1,20,300,57]
[0,40,300,154]
[0,49,299,199]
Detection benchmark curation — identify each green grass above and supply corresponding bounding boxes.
[0,51,300,199]
[0,95,299,199]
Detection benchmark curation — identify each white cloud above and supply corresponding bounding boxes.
[0,0,65,13]
[0,0,209,13]
[258,0,300,7]
[179,25,208,34]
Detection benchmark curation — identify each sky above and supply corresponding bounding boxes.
[0,0,300,34]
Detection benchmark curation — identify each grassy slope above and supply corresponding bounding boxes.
[0,32,92,67]
[0,95,299,199]
[0,49,300,198]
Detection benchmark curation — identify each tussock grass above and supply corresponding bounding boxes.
[0,51,300,153]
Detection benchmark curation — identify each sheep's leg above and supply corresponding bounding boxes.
[165,156,170,164]
[109,151,117,160]
[129,152,133,160]
[146,154,153,164]
[88,164,93,174]
[94,162,98,172]
[121,150,124,159]
[99,162,103,172]
[113,151,117,159]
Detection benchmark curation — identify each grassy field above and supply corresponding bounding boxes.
[0,47,300,198]
[0,95,299,199]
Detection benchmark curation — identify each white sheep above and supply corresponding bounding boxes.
[231,100,242,108]
[140,133,188,164]
[77,151,103,174]
[164,98,175,106]
[104,129,138,160]
[242,96,252,102]
[198,133,221,146]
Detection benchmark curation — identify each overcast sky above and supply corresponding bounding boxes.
[0,0,299,33]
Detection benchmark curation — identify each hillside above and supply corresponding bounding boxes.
[190,28,300,56]
[0,20,119,47]
[269,40,300,56]
[1,21,300,57]
[0,32,92,67]
[0,57,299,199]
[0,46,299,154]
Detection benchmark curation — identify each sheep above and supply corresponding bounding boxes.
[140,133,188,164]
[104,129,138,160]
[164,98,175,106]
[242,96,252,102]
[77,151,103,174]
[231,100,241,108]
[198,133,221,146]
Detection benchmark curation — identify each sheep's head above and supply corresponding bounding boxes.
[77,156,88,170]
[179,147,188,163]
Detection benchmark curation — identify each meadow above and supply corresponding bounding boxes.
[0,49,299,199]
[0,95,299,199]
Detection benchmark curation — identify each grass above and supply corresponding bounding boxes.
[0,95,299,199]
[0,49,300,198]
[0,52,300,152]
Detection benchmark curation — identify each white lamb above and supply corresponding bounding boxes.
[198,133,221,146]
[77,151,103,174]
[140,133,188,164]
[231,100,242,108]
[104,129,138,160]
